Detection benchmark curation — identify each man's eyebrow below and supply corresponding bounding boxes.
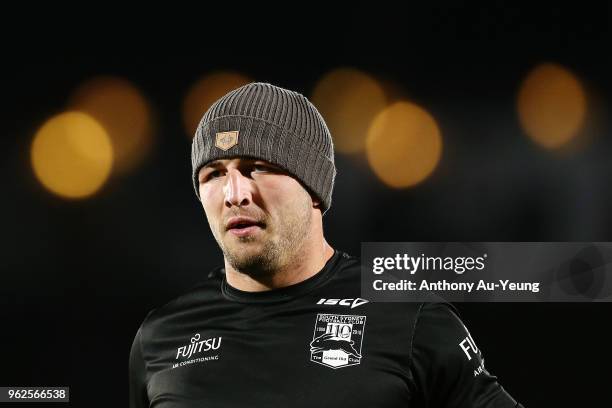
[202,160,284,172]
[253,160,283,169]
[203,161,223,169]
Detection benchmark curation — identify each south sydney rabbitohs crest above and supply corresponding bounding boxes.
[310,314,366,369]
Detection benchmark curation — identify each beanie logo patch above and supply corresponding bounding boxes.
[215,131,239,151]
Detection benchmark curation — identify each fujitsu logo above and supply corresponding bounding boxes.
[317,298,369,309]
[176,333,222,360]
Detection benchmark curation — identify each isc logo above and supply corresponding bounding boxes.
[317,298,369,309]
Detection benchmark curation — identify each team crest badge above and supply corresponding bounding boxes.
[310,314,366,369]
[215,131,239,151]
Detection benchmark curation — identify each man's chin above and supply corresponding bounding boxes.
[223,240,264,260]
[224,250,276,277]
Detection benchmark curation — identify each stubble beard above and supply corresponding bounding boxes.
[215,198,313,279]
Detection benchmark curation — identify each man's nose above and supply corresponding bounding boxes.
[223,168,252,208]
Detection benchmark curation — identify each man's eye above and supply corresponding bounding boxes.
[207,170,223,180]
[253,164,271,173]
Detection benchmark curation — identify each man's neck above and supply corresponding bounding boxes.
[224,241,335,292]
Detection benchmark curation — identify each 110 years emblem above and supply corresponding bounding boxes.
[310,314,366,369]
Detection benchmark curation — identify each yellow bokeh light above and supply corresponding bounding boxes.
[183,71,252,137]
[366,102,442,188]
[70,76,152,173]
[518,63,587,149]
[311,68,387,154]
[31,112,113,199]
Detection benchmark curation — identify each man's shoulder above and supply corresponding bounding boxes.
[139,267,225,332]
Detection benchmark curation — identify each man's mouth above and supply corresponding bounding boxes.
[225,217,265,237]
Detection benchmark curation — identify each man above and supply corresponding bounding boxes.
[129,82,523,407]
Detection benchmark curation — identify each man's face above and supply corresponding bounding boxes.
[198,158,317,276]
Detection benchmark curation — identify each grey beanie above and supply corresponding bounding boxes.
[191,82,336,213]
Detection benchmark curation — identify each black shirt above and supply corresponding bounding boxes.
[129,250,522,407]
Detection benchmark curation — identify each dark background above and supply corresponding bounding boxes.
[2,3,610,407]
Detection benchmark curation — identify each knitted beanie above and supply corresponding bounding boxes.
[191,82,336,213]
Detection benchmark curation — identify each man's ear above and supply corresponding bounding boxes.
[311,194,321,208]
[305,188,321,209]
